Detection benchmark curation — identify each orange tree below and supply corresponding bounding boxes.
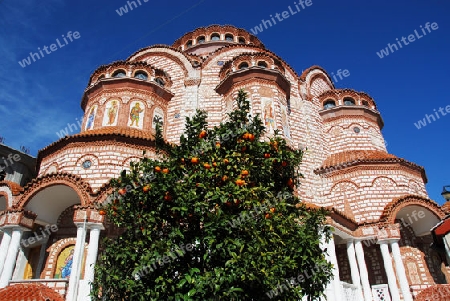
[92,90,332,300]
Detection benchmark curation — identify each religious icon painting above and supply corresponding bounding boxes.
[103,99,120,126]
[152,107,164,130]
[85,105,97,130]
[261,97,276,135]
[128,101,145,129]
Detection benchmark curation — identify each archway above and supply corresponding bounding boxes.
[395,205,447,286]
[18,184,83,281]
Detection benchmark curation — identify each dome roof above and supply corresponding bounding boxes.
[0,283,65,301]
[172,24,265,52]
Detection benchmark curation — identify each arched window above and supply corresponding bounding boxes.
[362,100,369,107]
[323,100,336,109]
[197,36,206,44]
[238,62,249,69]
[211,33,220,41]
[225,34,234,42]
[112,70,126,78]
[155,77,165,87]
[343,97,356,106]
[98,75,105,81]
[257,61,268,68]
[186,40,193,48]
[134,71,148,80]
[238,37,246,44]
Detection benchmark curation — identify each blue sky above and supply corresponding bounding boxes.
[0,0,448,203]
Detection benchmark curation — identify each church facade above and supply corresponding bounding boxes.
[0,25,448,300]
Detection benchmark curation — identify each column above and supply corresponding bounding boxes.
[346,240,364,299]
[390,240,413,301]
[0,228,23,288]
[379,241,401,301]
[354,240,372,301]
[321,233,343,301]
[36,237,50,277]
[66,223,87,301]
[83,224,102,300]
[0,229,12,276]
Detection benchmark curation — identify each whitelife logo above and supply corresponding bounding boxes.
[115,0,149,16]
[376,22,438,59]
[18,31,81,68]
[250,0,313,35]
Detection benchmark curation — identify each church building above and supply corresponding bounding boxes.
[0,25,448,301]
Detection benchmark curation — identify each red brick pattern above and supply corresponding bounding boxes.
[415,284,450,300]
[0,283,65,301]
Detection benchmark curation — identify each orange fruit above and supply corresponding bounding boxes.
[222,175,228,182]
[270,207,276,213]
[215,142,221,148]
[118,188,127,195]
[162,168,169,174]
[282,161,288,167]
[143,185,151,192]
[242,133,250,140]
[99,210,106,216]
[212,162,217,167]
[199,130,207,139]
[235,179,245,186]
[265,213,271,219]
[191,157,199,164]
[164,192,172,201]
[264,153,271,158]
[204,163,211,169]
[241,170,249,176]
[248,134,255,141]
[155,166,161,173]
[223,158,229,164]
[287,178,294,188]
[181,158,185,163]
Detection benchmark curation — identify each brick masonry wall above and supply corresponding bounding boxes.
[38,142,157,192]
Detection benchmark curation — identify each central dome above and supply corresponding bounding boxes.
[172,24,265,55]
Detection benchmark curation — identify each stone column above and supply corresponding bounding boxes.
[0,228,12,276]
[379,241,401,301]
[390,240,413,301]
[66,223,87,301]
[0,228,23,288]
[354,240,372,301]
[321,233,343,301]
[346,240,364,299]
[83,224,103,300]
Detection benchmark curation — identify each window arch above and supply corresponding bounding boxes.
[210,33,220,41]
[98,74,105,81]
[134,71,148,80]
[186,40,193,48]
[155,77,165,87]
[238,37,246,44]
[257,61,268,68]
[362,100,369,107]
[343,97,356,106]
[225,34,234,42]
[238,62,249,69]
[323,100,336,109]
[197,36,206,44]
[112,70,126,78]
